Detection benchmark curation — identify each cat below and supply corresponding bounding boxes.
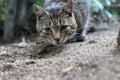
[33,0,90,46]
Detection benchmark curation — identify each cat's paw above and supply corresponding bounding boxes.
[66,34,86,43]
[76,35,86,42]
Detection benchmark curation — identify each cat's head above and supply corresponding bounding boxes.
[33,0,77,46]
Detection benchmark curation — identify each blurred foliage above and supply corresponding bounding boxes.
[0,0,5,20]
[0,0,119,21]
[36,0,44,7]
[90,0,117,19]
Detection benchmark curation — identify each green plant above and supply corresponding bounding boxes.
[0,0,5,20]
[36,0,44,7]
[90,0,117,19]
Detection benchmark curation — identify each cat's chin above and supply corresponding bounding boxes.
[47,38,67,46]
[51,42,63,46]
[49,41,66,46]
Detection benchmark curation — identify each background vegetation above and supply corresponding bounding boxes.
[0,0,119,42]
[91,0,118,19]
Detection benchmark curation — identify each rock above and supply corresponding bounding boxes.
[17,42,28,48]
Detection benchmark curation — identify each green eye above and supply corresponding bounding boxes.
[61,25,68,31]
[44,28,52,32]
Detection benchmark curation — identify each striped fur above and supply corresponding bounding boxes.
[33,0,90,45]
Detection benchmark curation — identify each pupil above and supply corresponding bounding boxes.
[61,25,67,30]
[45,28,51,32]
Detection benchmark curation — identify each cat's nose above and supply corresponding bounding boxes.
[54,38,60,42]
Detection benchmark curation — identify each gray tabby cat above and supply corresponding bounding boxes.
[33,0,90,46]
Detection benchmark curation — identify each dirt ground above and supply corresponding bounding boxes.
[0,20,120,80]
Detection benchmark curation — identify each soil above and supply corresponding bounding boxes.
[0,20,120,80]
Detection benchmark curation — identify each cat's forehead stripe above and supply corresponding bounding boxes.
[50,15,60,27]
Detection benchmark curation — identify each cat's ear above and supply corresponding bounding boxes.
[65,0,73,13]
[59,0,73,14]
[33,4,50,16]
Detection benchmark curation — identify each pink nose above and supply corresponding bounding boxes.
[54,38,60,42]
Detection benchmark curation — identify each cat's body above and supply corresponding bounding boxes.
[33,0,90,46]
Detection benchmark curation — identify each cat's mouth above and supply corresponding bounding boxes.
[52,39,65,46]
[48,37,67,46]
[46,30,76,46]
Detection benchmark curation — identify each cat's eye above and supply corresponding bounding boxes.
[61,25,68,31]
[44,28,52,32]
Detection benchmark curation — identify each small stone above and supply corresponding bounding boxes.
[18,42,28,48]
[0,51,7,55]
[61,66,74,72]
